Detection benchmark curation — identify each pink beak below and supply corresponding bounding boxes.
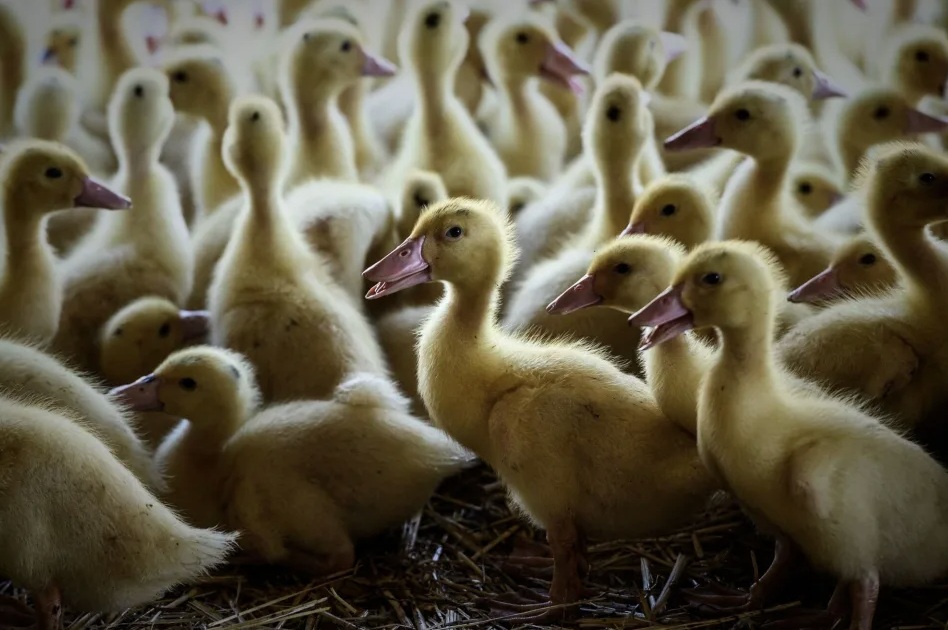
[362,50,398,77]
[539,41,591,95]
[75,178,132,210]
[849,0,867,10]
[811,69,847,99]
[787,267,843,304]
[146,35,161,56]
[627,284,695,350]
[547,274,603,315]
[110,375,163,412]
[180,310,211,342]
[363,236,432,299]
[214,8,228,25]
[659,31,689,64]
[63,0,75,9]
[664,116,720,151]
[620,222,647,238]
[905,108,948,134]
[255,12,265,29]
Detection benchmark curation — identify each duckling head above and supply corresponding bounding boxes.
[399,0,471,81]
[41,20,80,73]
[222,95,287,190]
[480,14,589,93]
[163,49,235,126]
[732,43,846,101]
[399,170,448,238]
[630,240,785,348]
[858,141,948,229]
[110,346,260,425]
[584,72,652,173]
[14,66,79,142]
[108,67,175,165]
[664,81,809,161]
[622,175,712,250]
[507,177,546,215]
[593,20,687,89]
[547,234,684,315]
[883,25,948,102]
[0,140,130,215]
[788,234,896,304]
[791,164,843,218]
[364,198,516,299]
[99,297,211,385]
[282,18,396,102]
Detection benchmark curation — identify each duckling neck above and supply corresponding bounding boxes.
[0,41,24,135]
[707,319,779,404]
[0,208,52,289]
[873,217,948,306]
[97,7,135,83]
[717,154,794,237]
[417,73,454,136]
[589,145,641,243]
[289,88,356,182]
[185,401,248,451]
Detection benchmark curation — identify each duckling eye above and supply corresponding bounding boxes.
[340,40,351,53]
[613,262,631,274]
[660,204,677,216]
[920,172,936,185]
[701,272,722,285]
[45,167,63,179]
[413,193,430,208]
[445,226,463,240]
[133,84,144,98]
[179,378,197,391]
[114,326,124,336]
[735,108,751,121]
[859,253,877,265]
[792,66,802,78]
[172,70,188,83]
[606,105,621,122]
[424,12,441,28]
[916,50,930,62]
[68,37,78,47]
[302,32,311,41]
[250,111,260,122]
[873,106,890,120]
[158,323,171,338]
[798,182,813,195]
[516,32,529,44]
[511,202,526,213]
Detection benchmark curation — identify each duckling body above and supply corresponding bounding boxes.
[0,4,26,139]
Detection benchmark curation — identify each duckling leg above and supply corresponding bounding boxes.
[849,572,879,630]
[760,579,849,629]
[34,585,62,630]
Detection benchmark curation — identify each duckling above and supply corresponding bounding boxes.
[632,239,948,630]
[209,95,388,403]
[507,176,547,216]
[383,0,508,206]
[163,49,240,220]
[41,15,82,74]
[665,81,837,288]
[0,337,163,491]
[86,0,144,112]
[393,170,448,307]
[0,140,129,346]
[479,14,589,181]
[791,163,844,219]
[280,18,396,189]
[729,42,847,102]
[364,198,717,612]
[622,175,714,251]
[548,235,711,436]
[778,143,948,428]
[118,346,473,573]
[0,395,234,630]
[881,24,948,106]
[788,233,898,304]
[0,3,26,139]
[53,68,191,374]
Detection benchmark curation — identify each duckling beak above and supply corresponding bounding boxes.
[664,116,721,151]
[659,31,689,64]
[539,41,591,95]
[362,50,399,77]
[905,108,948,134]
[364,236,432,300]
[628,285,694,351]
[254,12,265,29]
[75,178,133,210]
[787,268,842,304]
[849,0,867,10]
[180,310,211,342]
[620,222,647,237]
[146,35,161,56]
[213,8,228,25]
[109,375,164,412]
[547,274,603,315]
[41,47,57,64]
[811,70,847,100]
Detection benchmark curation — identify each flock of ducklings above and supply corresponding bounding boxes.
[1,0,948,628]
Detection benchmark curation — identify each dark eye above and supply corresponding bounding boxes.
[45,167,63,179]
[511,202,525,213]
[445,226,463,240]
[424,12,441,28]
[614,262,631,274]
[114,326,123,336]
[735,108,751,121]
[173,70,188,82]
[792,66,802,78]
[702,272,722,285]
[660,204,676,216]
[340,40,351,52]
[920,172,936,184]
[606,105,621,122]
[859,253,877,265]
[798,182,813,195]
[250,111,260,122]
[302,32,311,41]
[69,37,78,47]
[133,84,144,97]
[158,323,171,337]
[516,32,529,44]
[413,193,430,208]
[873,106,890,119]
[179,377,197,391]
[916,50,930,62]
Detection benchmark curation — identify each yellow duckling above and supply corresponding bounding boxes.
[621,175,714,251]
[788,233,898,304]
[41,15,82,74]
[790,162,843,219]
[729,42,847,101]
[881,23,948,106]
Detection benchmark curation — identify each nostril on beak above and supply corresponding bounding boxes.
[399,250,409,257]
